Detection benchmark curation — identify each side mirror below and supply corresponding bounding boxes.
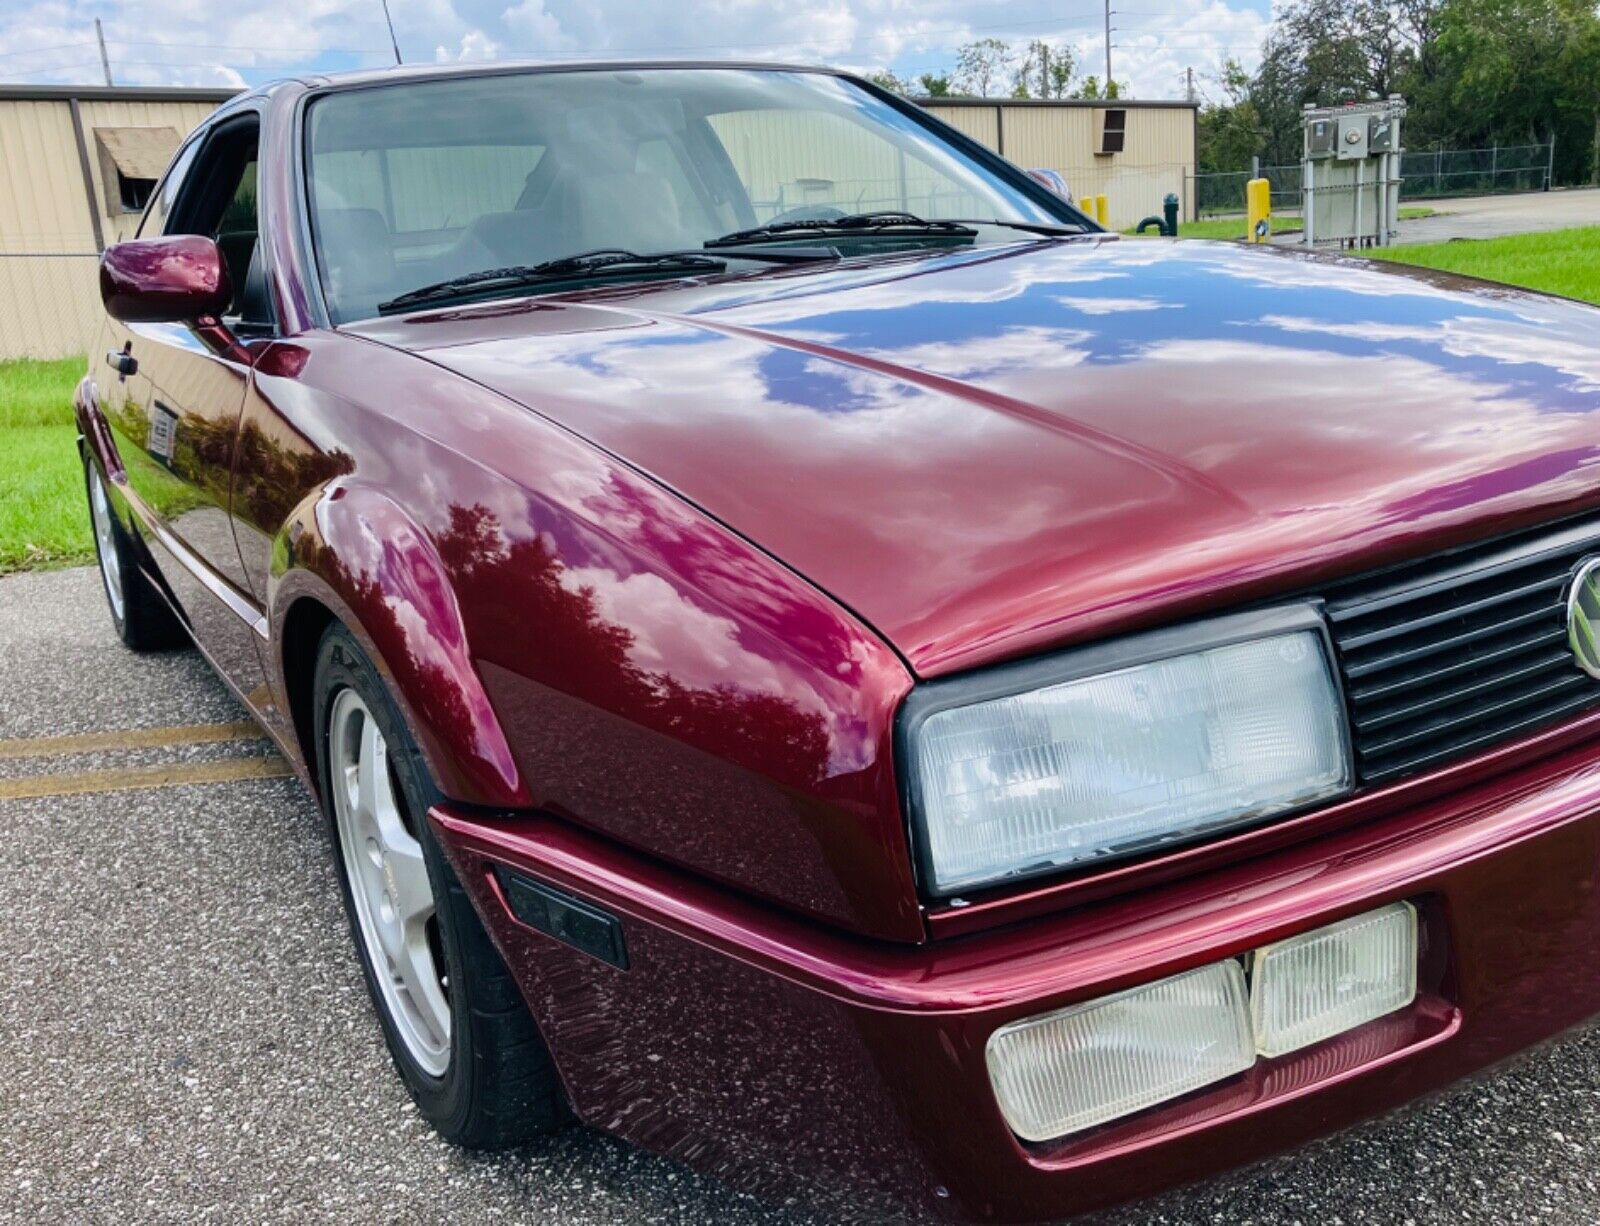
[100,235,232,325]
[1026,168,1074,204]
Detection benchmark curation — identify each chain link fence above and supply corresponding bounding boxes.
[1190,142,1554,218]
[1399,144,1554,199]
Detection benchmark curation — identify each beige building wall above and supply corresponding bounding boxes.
[0,86,231,361]
[926,104,1001,149]
[923,100,1197,230]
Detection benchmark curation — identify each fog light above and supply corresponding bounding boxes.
[1250,902,1418,1058]
[986,962,1253,1142]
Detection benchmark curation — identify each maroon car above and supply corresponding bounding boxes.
[76,62,1600,1222]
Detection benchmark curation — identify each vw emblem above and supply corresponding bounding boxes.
[1568,557,1600,679]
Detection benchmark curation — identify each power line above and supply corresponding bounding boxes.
[0,7,1158,68]
[494,7,1160,56]
[112,38,386,54]
[0,6,1266,70]
[0,7,1269,93]
[0,60,106,79]
[0,40,97,61]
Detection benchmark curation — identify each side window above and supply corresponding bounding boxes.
[137,137,200,238]
[166,117,271,331]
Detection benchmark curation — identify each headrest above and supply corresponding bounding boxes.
[317,207,397,316]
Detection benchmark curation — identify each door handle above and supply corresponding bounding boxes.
[105,344,137,379]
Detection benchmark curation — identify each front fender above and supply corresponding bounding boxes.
[270,481,528,808]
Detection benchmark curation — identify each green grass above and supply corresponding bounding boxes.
[0,423,91,572]
[1130,206,1435,241]
[1366,226,1600,306]
[0,357,83,429]
[0,358,89,572]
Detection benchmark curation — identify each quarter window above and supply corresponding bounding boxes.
[137,137,200,237]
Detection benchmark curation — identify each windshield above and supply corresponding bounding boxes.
[305,68,1073,322]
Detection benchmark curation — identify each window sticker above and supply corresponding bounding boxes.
[147,402,179,467]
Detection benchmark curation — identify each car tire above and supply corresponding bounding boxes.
[313,622,566,1148]
[84,455,188,652]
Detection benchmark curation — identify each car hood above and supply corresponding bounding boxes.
[350,238,1600,677]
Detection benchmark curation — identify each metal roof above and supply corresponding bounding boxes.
[0,83,241,103]
[916,96,1199,110]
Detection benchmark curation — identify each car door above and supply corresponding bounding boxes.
[100,111,268,703]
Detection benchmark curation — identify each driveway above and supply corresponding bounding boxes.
[6,564,1600,1224]
[1394,187,1600,244]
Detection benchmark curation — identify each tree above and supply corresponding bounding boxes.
[1229,0,1598,183]
[1247,0,1445,160]
[1015,40,1075,99]
[1197,59,1264,172]
[1433,0,1600,181]
[1072,75,1126,100]
[1048,55,1074,99]
[954,38,1016,97]
[917,71,953,97]
[864,69,909,95]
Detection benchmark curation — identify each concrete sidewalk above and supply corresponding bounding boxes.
[5,565,1600,1224]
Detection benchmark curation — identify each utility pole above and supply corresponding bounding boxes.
[380,0,403,64]
[1103,0,1113,90]
[94,18,113,86]
[1186,66,1195,102]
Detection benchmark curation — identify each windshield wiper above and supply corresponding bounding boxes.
[706,211,978,248]
[379,249,730,314]
[951,218,1094,236]
[377,246,841,315]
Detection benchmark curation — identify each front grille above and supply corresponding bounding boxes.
[1325,519,1600,785]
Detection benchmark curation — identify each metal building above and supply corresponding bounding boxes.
[0,84,236,359]
[920,98,1199,230]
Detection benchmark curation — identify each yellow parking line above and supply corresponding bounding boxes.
[0,721,264,761]
[0,756,294,801]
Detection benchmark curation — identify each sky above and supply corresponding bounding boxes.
[0,0,1275,102]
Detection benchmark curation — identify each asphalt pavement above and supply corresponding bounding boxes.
[1393,187,1600,244]
[6,564,1600,1224]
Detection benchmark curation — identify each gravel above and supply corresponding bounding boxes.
[4,565,1599,1224]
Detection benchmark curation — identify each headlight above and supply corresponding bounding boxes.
[902,607,1352,895]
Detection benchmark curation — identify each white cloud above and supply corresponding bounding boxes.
[0,0,1270,99]
[500,0,563,51]
[436,29,499,63]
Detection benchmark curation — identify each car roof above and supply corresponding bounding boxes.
[262,59,846,96]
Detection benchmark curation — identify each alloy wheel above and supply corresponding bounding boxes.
[329,687,452,1076]
[88,465,124,620]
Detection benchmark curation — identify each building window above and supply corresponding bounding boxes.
[116,173,157,212]
[1095,108,1127,156]
[94,126,181,215]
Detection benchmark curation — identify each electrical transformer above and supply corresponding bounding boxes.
[1301,96,1405,247]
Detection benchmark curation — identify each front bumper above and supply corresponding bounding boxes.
[431,735,1600,1223]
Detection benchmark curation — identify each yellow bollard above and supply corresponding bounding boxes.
[1094,194,1109,227]
[1246,178,1271,243]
